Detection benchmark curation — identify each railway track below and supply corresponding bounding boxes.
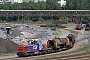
[2,50,90,60]
[40,52,90,60]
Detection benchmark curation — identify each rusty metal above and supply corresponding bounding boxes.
[47,34,75,50]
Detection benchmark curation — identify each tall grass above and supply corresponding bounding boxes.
[53,28,62,37]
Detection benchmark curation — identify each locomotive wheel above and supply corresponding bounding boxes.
[58,48,61,52]
[39,51,44,55]
[17,52,28,57]
[29,53,33,56]
[42,51,46,54]
[44,50,49,54]
[24,53,29,57]
[69,42,74,49]
[51,50,55,53]
[55,48,61,52]
[47,50,51,54]
[17,52,22,57]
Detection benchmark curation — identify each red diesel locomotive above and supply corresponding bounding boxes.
[75,24,83,30]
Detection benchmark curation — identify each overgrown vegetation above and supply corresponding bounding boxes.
[76,45,90,52]
[65,0,90,10]
[0,0,61,10]
[0,0,90,10]
[53,29,62,37]
[0,53,16,56]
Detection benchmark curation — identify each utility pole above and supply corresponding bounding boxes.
[22,10,24,24]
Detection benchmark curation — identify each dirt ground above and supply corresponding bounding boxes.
[0,23,85,60]
[0,29,85,60]
[0,38,18,53]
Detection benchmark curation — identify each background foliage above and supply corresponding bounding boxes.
[0,0,90,23]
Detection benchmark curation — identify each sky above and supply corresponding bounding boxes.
[58,0,66,7]
[39,0,66,7]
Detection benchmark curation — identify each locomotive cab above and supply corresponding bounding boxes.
[75,24,83,30]
[17,45,30,57]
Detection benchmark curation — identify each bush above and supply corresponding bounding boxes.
[53,20,66,24]
[38,18,45,22]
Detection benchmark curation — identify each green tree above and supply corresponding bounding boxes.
[46,0,59,10]
[65,0,89,10]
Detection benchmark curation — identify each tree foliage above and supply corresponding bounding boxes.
[0,0,90,23]
[65,0,90,10]
[0,0,90,10]
[0,1,61,10]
